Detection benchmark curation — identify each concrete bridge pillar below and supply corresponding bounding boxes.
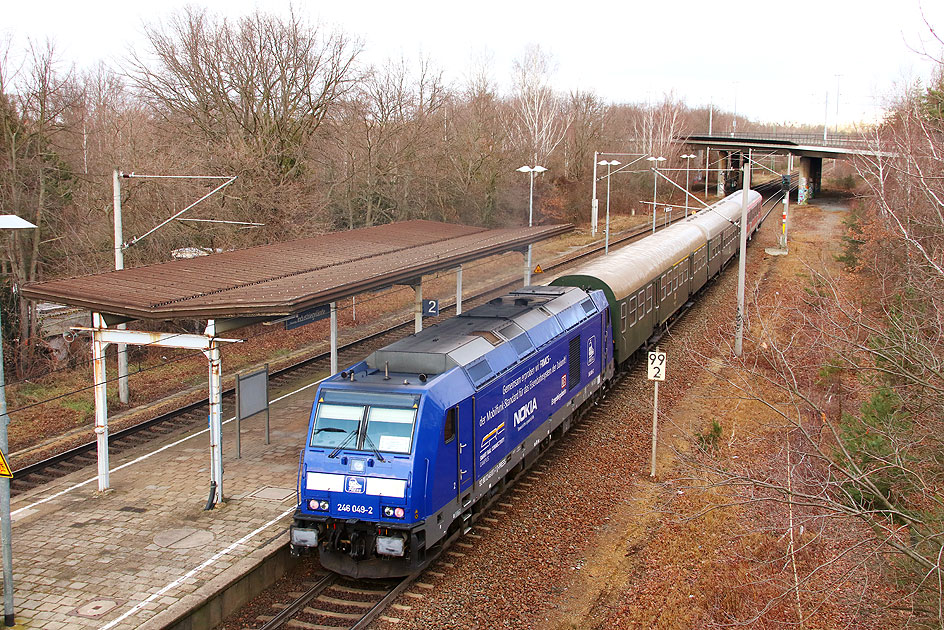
[811,157,822,196]
[717,151,727,196]
[798,156,822,204]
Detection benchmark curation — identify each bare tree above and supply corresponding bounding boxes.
[440,61,509,225]
[0,39,80,371]
[328,57,448,227]
[126,7,360,177]
[562,89,604,181]
[507,44,571,165]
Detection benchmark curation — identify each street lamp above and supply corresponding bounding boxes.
[0,214,38,627]
[646,156,666,233]
[680,154,697,215]
[517,165,547,285]
[597,160,621,254]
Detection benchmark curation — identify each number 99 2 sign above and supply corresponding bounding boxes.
[647,350,666,381]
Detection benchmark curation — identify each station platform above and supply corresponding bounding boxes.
[3,379,318,629]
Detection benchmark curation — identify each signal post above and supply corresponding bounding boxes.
[648,348,667,477]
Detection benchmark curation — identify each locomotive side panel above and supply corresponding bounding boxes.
[473,311,604,485]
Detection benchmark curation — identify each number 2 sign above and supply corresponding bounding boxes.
[647,350,666,381]
[422,299,439,318]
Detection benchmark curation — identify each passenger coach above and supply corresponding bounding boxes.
[551,189,763,363]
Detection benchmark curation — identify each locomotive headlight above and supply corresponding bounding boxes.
[394,507,405,519]
[308,499,330,512]
[319,500,330,511]
[383,506,394,517]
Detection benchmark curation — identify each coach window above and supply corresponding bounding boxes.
[661,275,666,300]
[444,407,456,444]
[637,290,645,318]
[620,301,627,332]
[646,285,653,313]
[629,295,637,325]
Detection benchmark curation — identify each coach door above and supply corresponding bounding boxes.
[457,397,475,497]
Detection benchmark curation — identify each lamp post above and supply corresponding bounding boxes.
[680,154,697,215]
[646,156,666,233]
[591,151,599,236]
[597,160,621,254]
[0,214,38,627]
[517,165,547,285]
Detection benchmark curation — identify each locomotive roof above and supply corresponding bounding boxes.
[366,285,600,380]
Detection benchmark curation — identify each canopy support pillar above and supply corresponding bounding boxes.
[91,313,111,492]
[79,321,241,505]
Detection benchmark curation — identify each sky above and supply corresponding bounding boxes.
[4,0,944,128]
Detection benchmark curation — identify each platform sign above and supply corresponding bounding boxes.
[422,299,439,318]
[647,350,667,381]
[0,449,12,478]
[284,304,330,330]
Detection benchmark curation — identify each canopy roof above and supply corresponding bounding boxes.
[22,220,572,321]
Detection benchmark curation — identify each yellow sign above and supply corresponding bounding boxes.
[533,264,544,274]
[0,450,11,479]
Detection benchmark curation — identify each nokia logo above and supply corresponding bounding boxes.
[513,398,537,427]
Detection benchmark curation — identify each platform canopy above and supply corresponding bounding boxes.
[22,219,572,323]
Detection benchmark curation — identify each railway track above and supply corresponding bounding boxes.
[247,568,418,630]
[11,180,793,496]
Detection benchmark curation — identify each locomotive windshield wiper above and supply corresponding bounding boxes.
[313,427,346,434]
[362,433,387,463]
[328,429,358,458]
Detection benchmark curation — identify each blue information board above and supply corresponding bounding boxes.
[284,304,331,330]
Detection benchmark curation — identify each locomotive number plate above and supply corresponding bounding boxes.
[336,503,375,516]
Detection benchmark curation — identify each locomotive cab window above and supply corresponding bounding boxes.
[310,403,364,448]
[366,406,417,454]
[444,407,456,444]
[310,391,419,454]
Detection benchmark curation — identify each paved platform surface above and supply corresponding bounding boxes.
[1,378,318,629]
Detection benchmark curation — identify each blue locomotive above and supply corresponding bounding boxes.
[290,190,764,578]
[290,285,612,577]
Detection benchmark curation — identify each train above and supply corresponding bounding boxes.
[289,189,765,578]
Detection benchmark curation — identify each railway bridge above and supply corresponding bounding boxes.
[682,132,878,203]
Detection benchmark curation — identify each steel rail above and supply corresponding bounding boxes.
[256,573,338,630]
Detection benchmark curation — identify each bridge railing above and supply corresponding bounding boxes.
[689,131,872,149]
